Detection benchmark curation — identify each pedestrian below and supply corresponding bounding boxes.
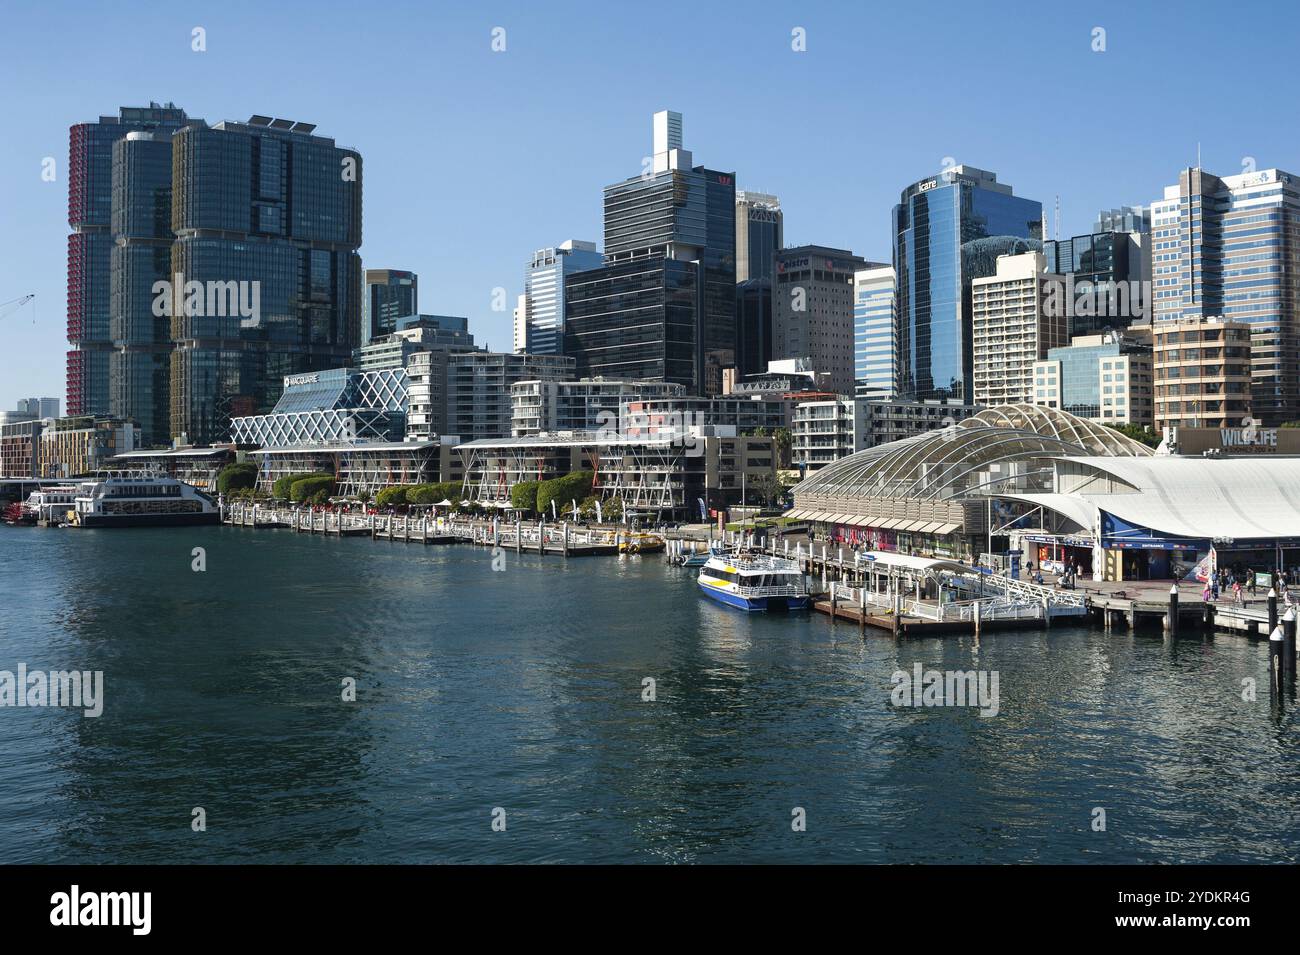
[1202,583,1212,603]
[1211,576,1220,600]
[1248,568,1257,596]
[1232,580,1243,607]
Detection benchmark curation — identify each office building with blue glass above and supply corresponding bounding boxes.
[523,240,603,355]
[854,265,897,400]
[892,165,1042,403]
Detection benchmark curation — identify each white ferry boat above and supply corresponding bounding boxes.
[697,550,811,612]
[70,472,219,528]
[16,483,83,525]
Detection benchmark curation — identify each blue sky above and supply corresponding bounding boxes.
[0,0,1293,401]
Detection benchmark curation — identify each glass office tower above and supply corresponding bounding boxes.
[735,191,782,282]
[67,103,193,418]
[1151,167,1300,425]
[892,165,1042,402]
[363,269,417,343]
[567,111,736,395]
[109,131,178,446]
[523,241,603,355]
[169,116,362,445]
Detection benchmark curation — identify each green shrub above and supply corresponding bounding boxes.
[273,471,329,499]
[217,461,259,494]
[510,480,540,515]
[290,475,335,502]
[536,471,593,519]
[375,485,413,508]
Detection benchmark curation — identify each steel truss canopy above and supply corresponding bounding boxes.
[794,404,1152,504]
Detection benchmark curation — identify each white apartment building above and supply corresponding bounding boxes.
[971,251,1069,406]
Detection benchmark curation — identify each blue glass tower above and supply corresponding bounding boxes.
[892,166,1042,402]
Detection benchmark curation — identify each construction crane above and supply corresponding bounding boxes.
[0,294,36,322]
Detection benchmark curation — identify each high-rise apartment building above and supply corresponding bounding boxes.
[772,245,872,395]
[1151,167,1300,425]
[521,240,602,355]
[363,269,417,343]
[67,104,194,419]
[735,191,782,282]
[169,115,362,446]
[893,165,1042,402]
[509,378,685,436]
[854,266,897,400]
[564,111,736,396]
[971,252,1069,406]
[1152,316,1253,430]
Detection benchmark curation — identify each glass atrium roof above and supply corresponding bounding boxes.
[794,403,1152,503]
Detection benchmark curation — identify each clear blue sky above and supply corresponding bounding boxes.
[1,0,1293,402]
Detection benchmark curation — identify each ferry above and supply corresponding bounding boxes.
[13,483,82,525]
[697,550,811,612]
[69,472,219,528]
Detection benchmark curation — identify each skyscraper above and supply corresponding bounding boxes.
[363,269,417,343]
[892,165,1042,402]
[1042,228,1150,338]
[854,266,898,400]
[67,103,193,419]
[110,131,180,446]
[772,245,872,395]
[565,110,736,395]
[521,240,602,355]
[735,191,782,282]
[1150,167,1300,425]
[169,115,363,446]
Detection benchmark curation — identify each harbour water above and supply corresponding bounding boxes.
[0,525,1296,864]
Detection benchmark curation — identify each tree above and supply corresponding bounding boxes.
[536,471,593,519]
[1104,422,1160,448]
[216,461,258,494]
[772,427,793,468]
[510,480,540,515]
[289,475,335,503]
[375,485,413,508]
[273,471,329,500]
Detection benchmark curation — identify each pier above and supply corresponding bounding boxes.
[222,502,621,555]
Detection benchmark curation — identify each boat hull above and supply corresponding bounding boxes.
[697,579,811,612]
[78,512,221,528]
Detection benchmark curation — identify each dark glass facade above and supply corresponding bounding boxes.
[893,170,1042,402]
[585,165,736,395]
[736,278,773,378]
[364,269,417,342]
[67,104,192,417]
[109,133,176,446]
[563,257,698,384]
[169,120,362,445]
[1043,231,1142,336]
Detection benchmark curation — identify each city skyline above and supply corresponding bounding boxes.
[3,1,1298,402]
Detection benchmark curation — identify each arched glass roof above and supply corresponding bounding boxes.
[794,403,1152,503]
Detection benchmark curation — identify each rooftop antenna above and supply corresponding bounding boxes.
[1054,195,1060,240]
[1197,142,1202,169]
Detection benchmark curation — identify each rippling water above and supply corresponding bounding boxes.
[0,525,1296,863]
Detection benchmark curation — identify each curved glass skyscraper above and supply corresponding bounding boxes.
[893,165,1041,402]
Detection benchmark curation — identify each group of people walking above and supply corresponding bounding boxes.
[1203,566,1296,607]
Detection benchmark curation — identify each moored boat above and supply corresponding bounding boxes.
[70,471,220,528]
[697,550,810,612]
